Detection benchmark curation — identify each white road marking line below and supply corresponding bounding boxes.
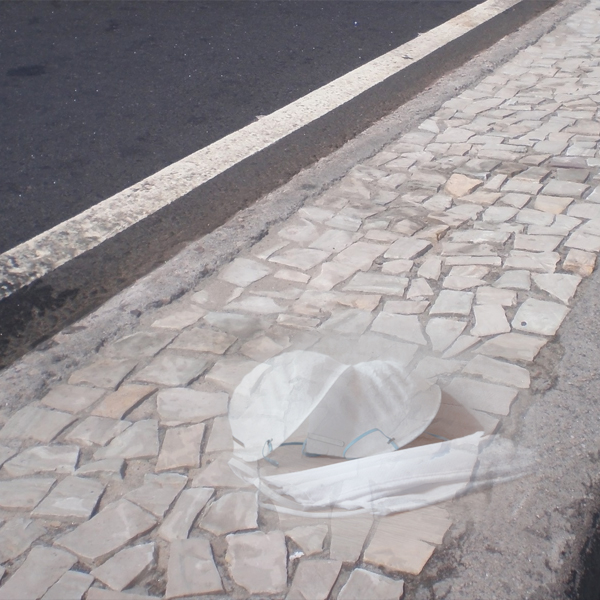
[0,0,521,299]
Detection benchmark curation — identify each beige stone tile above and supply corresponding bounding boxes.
[156,423,205,471]
[105,329,177,359]
[158,488,214,542]
[0,517,45,563]
[563,248,596,277]
[285,524,328,556]
[66,416,131,447]
[32,476,105,521]
[151,308,206,330]
[338,568,404,600]
[41,385,105,414]
[0,478,56,510]
[269,248,331,270]
[430,290,474,316]
[505,250,560,272]
[287,559,342,600]
[463,355,530,388]
[134,352,210,387]
[93,419,159,461]
[274,268,310,283]
[157,388,228,426]
[41,571,93,600]
[371,313,427,345]
[330,514,374,563]
[512,298,569,335]
[384,300,429,314]
[218,257,271,287]
[198,491,258,535]
[443,377,518,415]
[344,272,408,296]
[442,335,481,359]
[0,406,76,443]
[69,359,138,390]
[92,384,157,420]
[425,318,467,353]
[493,270,531,290]
[534,194,574,214]
[91,543,155,592]
[3,445,79,477]
[533,273,582,304]
[204,358,259,393]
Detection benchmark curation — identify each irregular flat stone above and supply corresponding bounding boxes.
[568,203,600,219]
[463,355,530,388]
[0,446,16,468]
[204,358,260,392]
[76,458,125,480]
[275,268,311,284]
[499,192,530,208]
[191,456,251,489]
[338,568,404,600]
[226,530,287,594]
[41,571,94,600]
[277,218,320,242]
[225,295,286,314]
[412,357,463,381]
[0,547,77,600]
[69,359,138,390]
[219,257,271,287]
[384,237,433,263]
[3,445,79,477]
[158,487,214,542]
[477,332,546,362]
[407,278,434,298]
[285,524,328,556]
[308,262,357,291]
[0,477,55,510]
[125,473,187,517]
[134,352,209,386]
[543,180,589,198]
[0,517,46,563]
[482,206,519,223]
[417,256,442,280]
[0,406,75,443]
[330,514,373,563]
[86,588,159,600]
[199,490,258,535]
[444,173,481,196]
[444,377,518,415]
[320,309,374,336]
[278,314,321,329]
[151,308,206,330]
[445,256,501,266]
[156,423,205,471]
[470,304,511,337]
[476,286,517,306]
[450,230,510,244]
[166,538,223,599]
[512,298,569,336]
[55,499,157,566]
[371,313,427,345]
[157,388,228,426]
[335,241,386,270]
[93,419,159,460]
[514,233,563,252]
[309,229,357,253]
[563,247,595,278]
[493,270,531,290]
[534,195,574,214]
[41,385,105,414]
[364,507,452,575]
[533,273,581,304]
[32,476,105,520]
[287,559,342,600]
[91,543,155,591]
[240,335,288,362]
[442,335,480,359]
[426,319,467,353]
[565,230,600,253]
[205,417,233,453]
[269,248,331,270]
[324,214,362,231]
[92,385,157,420]
[505,251,560,272]
[343,272,408,295]
[384,300,429,315]
[430,290,474,316]
[443,275,486,290]
[66,417,132,447]
[106,330,177,359]
[169,327,237,355]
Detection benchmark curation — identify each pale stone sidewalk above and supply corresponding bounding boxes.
[1,1,600,598]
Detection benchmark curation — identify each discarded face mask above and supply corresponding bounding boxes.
[228,350,441,463]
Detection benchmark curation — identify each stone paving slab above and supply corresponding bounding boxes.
[1,1,600,597]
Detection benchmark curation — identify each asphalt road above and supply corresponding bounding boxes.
[0,0,484,255]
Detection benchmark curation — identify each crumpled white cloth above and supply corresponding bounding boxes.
[229,350,441,461]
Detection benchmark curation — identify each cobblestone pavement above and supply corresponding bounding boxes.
[1,1,600,598]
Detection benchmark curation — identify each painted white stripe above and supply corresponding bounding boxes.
[0,0,521,299]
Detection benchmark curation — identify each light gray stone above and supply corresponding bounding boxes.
[106,330,176,359]
[0,406,75,443]
[91,543,155,591]
[32,476,105,520]
[76,458,125,480]
[204,358,260,392]
[0,517,45,563]
[430,290,474,316]
[157,388,228,426]
[226,530,287,594]
[443,377,518,415]
[225,295,286,314]
[0,547,77,600]
[343,272,408,295]
[477,332,546,362]
[134,352,209,386]
[384,300,429,314]
[505,251,560,272]
[170,327,237,355]
[565,230,600,252]
[41,385,105,414]
[206,416,233,453]
[68,359,138,390]
[514,233,562,252]
[66,416,132,447]
[285,524,328,556]
[199,491,258,535]
[156,423,205,471]
[407,278,434,298]
[442,335,481,359]
[0,446,17,468]
[381,259,414,275]
[482,206,519,223]
[165,538,223,599]
[371,313,427,345]
[493,270,531,290]
[338,568,404,600]
[0,477,55,510]
[384,238,431,260]
[158,487,214,542]
[309,229,358,253]
[125,473,187,517]
[41,571,94,600]
[412,357,463,381]
[191,455,252,489]
[463,355,530,389]
[240,335,288,362]
[287,559,342,600]
[320,309,374,336]
[269,248,331,270]
[470,305,511,337]
[512,298,570,336]
[543,179,589,197]
[277,218,320,243]
[476,287,517,306]
[93,419,159,460]
[563,248,596,277]
[91,384,157,420]
[335,241,386,270]
[330,515,374,563]
[86,587,159,600]
[3,445,79,477]
[55,499,157,566]
[533,273,582,304]
[444,173,481,195]
[151,308,206,330]
[218,257,271,287]
[426,319,467,353]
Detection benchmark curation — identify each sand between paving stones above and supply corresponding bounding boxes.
[1,0,600,597]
